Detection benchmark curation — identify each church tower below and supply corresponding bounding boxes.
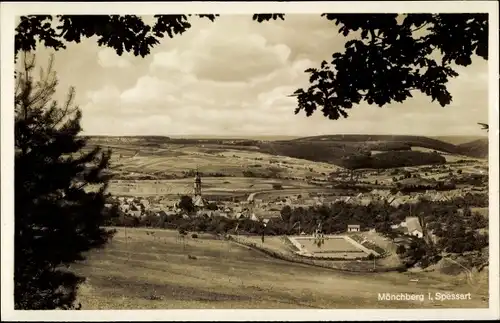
[192,169,205,208]
[194,170,202,197]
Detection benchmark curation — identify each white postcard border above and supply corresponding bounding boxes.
[1,1,499,321]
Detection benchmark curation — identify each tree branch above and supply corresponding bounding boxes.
[411,22,431,34]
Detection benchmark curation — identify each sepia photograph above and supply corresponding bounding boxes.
[1,1,499,321]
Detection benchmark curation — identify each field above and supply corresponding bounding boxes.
[85,134,489,202]
[87,134,488,180]
[71,228,488,309]
[97,141,341,179]
[106,177,320,197]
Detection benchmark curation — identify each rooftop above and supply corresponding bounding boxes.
[405,216,423,233]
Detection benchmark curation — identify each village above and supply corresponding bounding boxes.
[105,163,488,241]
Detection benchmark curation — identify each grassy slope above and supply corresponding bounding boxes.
[86,140,340,179]
[72,228,488,309]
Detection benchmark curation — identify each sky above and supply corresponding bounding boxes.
[26,14,489,137]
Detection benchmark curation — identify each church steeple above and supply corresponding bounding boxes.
[194,169,202,197]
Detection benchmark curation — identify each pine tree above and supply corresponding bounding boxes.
[14,53,115,309]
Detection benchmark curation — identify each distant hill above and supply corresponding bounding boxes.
[290,134,488,158]
[168,135,301,140]
[83,134,487,170]
[292,134,457,152]
[456,138,488,158]
[431,135,488,145]
[257,140,447,169]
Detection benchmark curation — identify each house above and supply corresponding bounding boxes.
[360,197,372,206]
[157,210,166,216]
[250,214,260,222]
[193,195,205,207]
[406,196,420,204]
[196,210,217,218]
[119,204,130,212]
[232,206,243,213]
[347,224,361,232]
[391,197,410,208]
[247,193,256,203]
[405,216,423,238]
[127,210,142,218]
[139,199,150,209]
[149,207,161,213]
[233,212,244,220]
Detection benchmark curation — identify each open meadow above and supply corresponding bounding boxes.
[71,228,488,309]
[101,142,341,180]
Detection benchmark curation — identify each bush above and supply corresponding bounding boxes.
[242,170,258,177]
[206,202,218,211]
[178,195,195,213]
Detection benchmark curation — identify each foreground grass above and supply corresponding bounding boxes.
[72,228,488,309]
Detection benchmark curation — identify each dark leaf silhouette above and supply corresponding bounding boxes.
[15,14,488,119]
[15,14,219,58]
[477,122,489,131]
[252,14,285,23]
[290,13,488,119]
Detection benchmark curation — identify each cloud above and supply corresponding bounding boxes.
[120,76,180,104]
[150,16,293,82]
[74,15,488,137]
[97,48,132,68]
